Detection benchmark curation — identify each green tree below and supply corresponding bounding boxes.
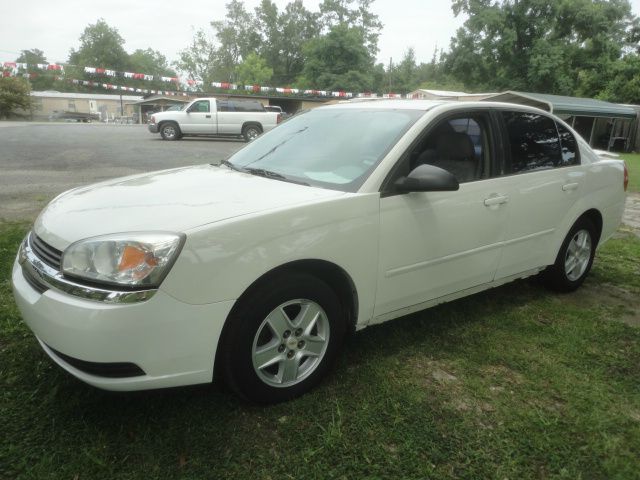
[175,30,219,88]
[177,1,260,85]
[596,53,640,103]
[0,77,31,119]
[255,0,320,84]
[446,0,638,95]
[15,49,47,65]
[129,48,178,91]
[15,49,59,91]
[319,0,383,57]
[210,0,260,82]
[236,53,273,85]
[68,19,129,71]
[388,48,419,93]
[300,24,374,91]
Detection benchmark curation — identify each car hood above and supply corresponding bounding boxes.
[34,164,344,250]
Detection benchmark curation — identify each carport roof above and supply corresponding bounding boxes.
[485,91,638,119]
[128,96,191,105]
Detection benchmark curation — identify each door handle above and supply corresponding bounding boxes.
[206,115,211,118]
[562,182,579,191]
[484,195,509,207]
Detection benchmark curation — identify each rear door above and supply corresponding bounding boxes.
[492,110,584,279]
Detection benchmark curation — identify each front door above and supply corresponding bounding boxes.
[182,100,216,134]
[374,112,508,319]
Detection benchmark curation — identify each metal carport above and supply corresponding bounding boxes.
[485,91,639,151]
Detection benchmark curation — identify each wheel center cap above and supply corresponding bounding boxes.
[286,337,298,349]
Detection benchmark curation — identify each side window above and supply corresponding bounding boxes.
[191,100,210,113]
[556,122,580,166]
[217,100,231,112]
[501,111,561,173]
[233,101,264,112]
[409,115,489,183]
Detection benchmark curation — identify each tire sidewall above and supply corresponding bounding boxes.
[160,122,180,140]
[547,218,597,291]
[243,125,261,142]
[221,273,345,403]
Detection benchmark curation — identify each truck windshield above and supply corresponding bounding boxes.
[226,108,424,192]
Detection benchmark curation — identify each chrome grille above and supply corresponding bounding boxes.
[29,233,63,270]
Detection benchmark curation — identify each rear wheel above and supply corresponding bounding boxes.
[542,218,597,292]
[242,124,262,142]
[160,122,181,141]
[220,273,346,403]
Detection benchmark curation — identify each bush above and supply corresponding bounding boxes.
[0,77,31,119]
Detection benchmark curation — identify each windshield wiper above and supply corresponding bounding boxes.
[243,167,309,186]
[219,159,240,171]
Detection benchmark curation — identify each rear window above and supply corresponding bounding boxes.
[502,111,562,173]
[231,101,265,112]
[557,122,580,166]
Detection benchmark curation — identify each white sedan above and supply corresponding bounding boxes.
[12,100,628,403]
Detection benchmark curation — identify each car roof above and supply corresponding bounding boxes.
[321,99,555,116]
[324,99,448,110]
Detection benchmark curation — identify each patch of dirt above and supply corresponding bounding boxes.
[407,358,460,387]
[623,192,640,234]
[480,364,525,386]
[564,281,640,328]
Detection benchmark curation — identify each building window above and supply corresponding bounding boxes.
[68,100,76,112]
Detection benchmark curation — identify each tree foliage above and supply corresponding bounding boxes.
[236,53,273,85]
[255,0,320,85]
[445,0,639,100]
[0,77,31,119]
[301,24,375,91]
[177,0,382,91]
[319,0,383,57]
[68,19,129,71]
[14,49,59,91]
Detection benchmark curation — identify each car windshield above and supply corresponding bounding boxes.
[226,108,425,191]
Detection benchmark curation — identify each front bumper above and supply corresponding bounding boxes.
[12,257,235,391]
[148,123,159,133]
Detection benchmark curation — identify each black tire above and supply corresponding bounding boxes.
[242,124,262,142]
[220,272,346,403]
[542,217,597,292]
[160,122,181,141]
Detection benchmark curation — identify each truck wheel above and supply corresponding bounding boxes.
[160,122,181,141]
[243,125,262,142]
[219,273,346,403]
[542,217,597,292]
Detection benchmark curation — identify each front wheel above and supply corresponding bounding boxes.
[160,122,181,141]
[242,125,262,142]
[542,218,597,292]
[220,273,346,403]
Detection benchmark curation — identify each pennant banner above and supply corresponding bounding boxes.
[2,62,411,99]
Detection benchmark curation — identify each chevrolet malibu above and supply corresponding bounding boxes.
[12,100,628,403]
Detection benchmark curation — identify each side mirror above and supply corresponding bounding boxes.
[394,164,459,193]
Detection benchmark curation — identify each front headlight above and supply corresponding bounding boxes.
[62,232,185,288]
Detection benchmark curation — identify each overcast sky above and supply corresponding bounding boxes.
[2,0,640,74]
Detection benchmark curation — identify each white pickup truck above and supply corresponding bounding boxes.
[148,97,281,142]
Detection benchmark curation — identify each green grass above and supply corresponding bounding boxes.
[1,222,639,479]
[620,153,640,193]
